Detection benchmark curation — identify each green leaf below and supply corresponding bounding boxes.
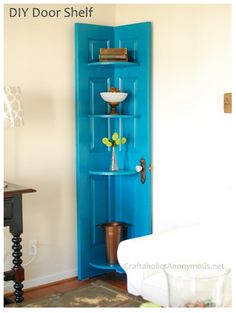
[121,137,127,144]
[112,132,119,141]
[102,137,108,145]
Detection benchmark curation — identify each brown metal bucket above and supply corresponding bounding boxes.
[101,222,129,265]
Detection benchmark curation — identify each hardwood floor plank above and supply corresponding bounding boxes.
[5,272,127,303]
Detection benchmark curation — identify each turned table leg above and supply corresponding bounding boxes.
[4,186,36,306]
[12,234,25,303]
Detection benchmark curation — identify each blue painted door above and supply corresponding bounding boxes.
[75,22,152,279]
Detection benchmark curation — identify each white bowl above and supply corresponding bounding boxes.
[100,92,128,103]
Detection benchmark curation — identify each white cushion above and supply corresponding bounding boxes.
[141,272,168,307]
[117,225,231,306]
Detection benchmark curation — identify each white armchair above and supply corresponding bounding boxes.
[117,225,231,307]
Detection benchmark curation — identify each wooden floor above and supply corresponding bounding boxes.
[5,272,127,303]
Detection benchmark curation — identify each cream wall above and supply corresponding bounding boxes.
[4,4,232,291]
[4,3,116,291]
[115,4,232,234]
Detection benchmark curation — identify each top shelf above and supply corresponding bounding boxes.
[88,61,138,68]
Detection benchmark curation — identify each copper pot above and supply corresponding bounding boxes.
[100,222,129,265]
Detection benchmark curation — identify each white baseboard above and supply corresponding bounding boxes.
[4,268,78,293]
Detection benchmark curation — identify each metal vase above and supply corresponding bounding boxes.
[110,147,118,171]
[101,222,129,265]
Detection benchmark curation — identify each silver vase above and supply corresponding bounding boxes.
[110,147,118,171]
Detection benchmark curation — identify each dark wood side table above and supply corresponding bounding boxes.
[4,183,36,304]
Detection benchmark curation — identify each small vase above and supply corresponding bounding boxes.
[110,147,118,171]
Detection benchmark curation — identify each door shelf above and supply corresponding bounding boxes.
[89,170,137,176]
[88,61,138,68]
[75,22,151,280]
[89,261,125,273]
[88,114,139,119]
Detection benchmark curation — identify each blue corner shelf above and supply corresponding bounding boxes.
[89,261,125,273]
[75,22,152,280]
[88,61,138,68]
[89,170,137,176]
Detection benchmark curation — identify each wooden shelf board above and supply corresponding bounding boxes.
[88,114,138,119]
[89,170,137,176]
[88,61,138,67]
[89,261,125,273]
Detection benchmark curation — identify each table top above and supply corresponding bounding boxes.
[4,182,36,198]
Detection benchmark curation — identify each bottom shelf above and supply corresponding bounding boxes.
[89,261,125,274]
